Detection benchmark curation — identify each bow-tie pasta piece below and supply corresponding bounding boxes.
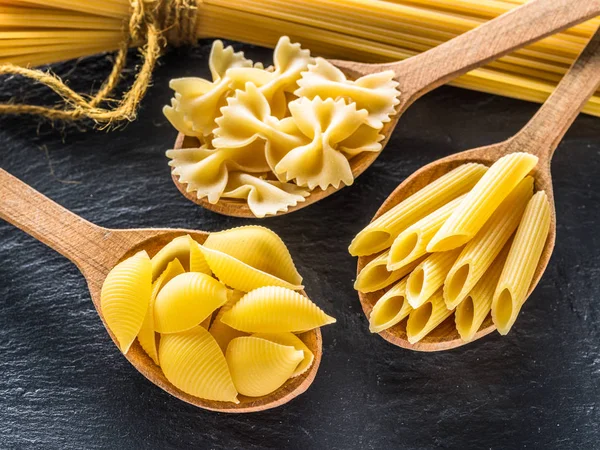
[338,124,385,157]
[209,40,254,82]
[159,326,239,403]
[226,336,305,397]
[154,272,228,334]
[101,251,152,353]
[296,57,400,129]
[209,290,249,352]
[138,258,186,365]
[252,332,314,378]
[275,97,369,190]
[221,286,336,333]
[221,172,310,218]
[200,226,303,291]
[167,141,270,203]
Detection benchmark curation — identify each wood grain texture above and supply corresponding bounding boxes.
[358,27,600,351]
[171,0,600,218]
[0,168,322,412]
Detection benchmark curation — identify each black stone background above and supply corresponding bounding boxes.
[0,42,599,450]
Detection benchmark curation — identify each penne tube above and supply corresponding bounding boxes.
[427,153,538,252]
[406,289,454,344]
[348,163,487,256]
[444,176,534,309]
[387,194,466,271]
[492,191,551,335]
[354,251,424,293]
[406,247,463,308]
[455,241,511,342]
[368,277,412,333]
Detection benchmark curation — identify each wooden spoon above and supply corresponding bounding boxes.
[357,27,600,351]
[172,0,600,218]
[0,168,322,412]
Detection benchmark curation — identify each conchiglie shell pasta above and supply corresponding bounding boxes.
[226,336,305,397]
[154,272,228,334]
[160,326,239,403]
[201,226,303,291]
[252,332,314,377]
[188,236,211,275]
[150,235,191,280]
[209,290,249,352]
[101,251,152,353]
[138,258,185,365]
[221,286,336,333]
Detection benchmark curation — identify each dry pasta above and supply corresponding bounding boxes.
[368,277,412,333]
[188,236,212,275]
[150,235,191,280]
[406,289,454,344]
[252,332,314,377]
[209,290,248,352]
[354,251,424,293]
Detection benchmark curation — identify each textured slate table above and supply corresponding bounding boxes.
[1,42,599,450]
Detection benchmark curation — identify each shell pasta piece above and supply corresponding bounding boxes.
[252,332,314,377]
[406,290,454,344]
[492,191,551,335]
[349,163,487,256]
[154,273,228,334]
[444,176,533,309]
[406,248,462,308]
[101,251,152,353]
[159,326,239,403]
[209,290,248,352]
[221,286,336,333]
[455,242,510,342]
[151,235,191,280]
[428,153,538,252]
[188,236,211,275]
[226,336,304,397]
[368,277,412,333]
[387,194,465,271]
[354,251,424,293]
[138,258,185,365]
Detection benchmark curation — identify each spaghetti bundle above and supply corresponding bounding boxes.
[1,0,600,124]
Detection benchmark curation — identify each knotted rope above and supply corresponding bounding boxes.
[0,0,198,126]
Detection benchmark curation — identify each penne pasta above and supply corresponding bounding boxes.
[406,247,463,308]
[492,191,551,335]
[444,176,533,309]
[354,251,424,293]
[455,241,510,342]
[348,163,487,256]
[427,152,538,252]
[368,277,412,333]
[406,289,454,344]
[387,194,465,271]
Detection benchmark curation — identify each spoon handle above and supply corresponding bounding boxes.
[396,0,600,105]
[511,28,600,160]
[0,168,130,275]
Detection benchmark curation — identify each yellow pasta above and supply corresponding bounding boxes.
[492,191,551,335]
[187,236,211,275]
[138,258,185,365]
[455,241,510,342]
[354,251,424,293]
[428,152,538,252]
[154,272,228,334]
[150,235,191,280]
[387,194,465,271]
[200,226,304,291]
[252,332,314,377]
[444,176,533,309]
[349,163,487,256]
[406,289,454,344]
[209,290,248,352]
[101,250,152,353]
[159,326,239,403]
[368,277,412,333]
[221,286,336,332]
[406,247,462,308]
[226,336,304,397]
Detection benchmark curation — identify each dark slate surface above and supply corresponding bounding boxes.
[1,42,599,450]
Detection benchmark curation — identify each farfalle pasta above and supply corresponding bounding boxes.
[164,36,400,217]
[100,226,335,405]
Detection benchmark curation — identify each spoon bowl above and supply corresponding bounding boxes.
[358,26,600,351]
[0,169,322,412]
[171,0,600,218]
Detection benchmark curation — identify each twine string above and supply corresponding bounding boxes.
[0,0,198,126]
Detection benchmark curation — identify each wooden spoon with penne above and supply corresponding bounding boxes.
[354,27,600,351]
